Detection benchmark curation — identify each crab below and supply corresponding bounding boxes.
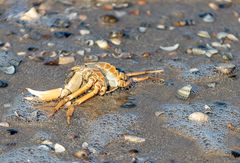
[25,62,164,124]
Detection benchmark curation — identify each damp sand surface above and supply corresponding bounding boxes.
[0,0,240,162]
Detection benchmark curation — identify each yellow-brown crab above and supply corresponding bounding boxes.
[25,62,164,124]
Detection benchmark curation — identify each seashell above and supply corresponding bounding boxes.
[155,111,164,117]
[100,15,119,25]
[0,122,10,127]
[176,85,192,100]
[156,24,175,30]
[205,49,218,58]
[204,105,213,114]
[25,88,62,101]
[79,29,90,35]
[188,112,209,122]
[215,63,236,74]
[211,42,231,49]
[95,40,110,50]
[160,43,179,52]
[174,19,195,27]
[138,26,147,33]
[54,143,66,153]
[58,56,75,65]
[0,66,15,75]
[124,135,146,143]
[217,32,228,40]
[20,7,40,22]
[84,55,99,62]
[187,48,206,55]
[41,140,53,146]
[110,38,122,45]
[227,34,239,42]
[197,31,211,38]
[199,13,214,22]
[73,149,90,160]
[189,68,200,74]
[209,2,219,10]
[221,52,233,61]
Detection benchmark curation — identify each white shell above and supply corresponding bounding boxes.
[202,14,214,22]
[0,66,15,75]
[20,7,40,22]
[176,85,192,100]
[58,56,75,65]
[124,135,145,143]
[95,40,110,50]
[79,29,90,35]
[188,112,209,122]
[197,31,211,38]
[54,143,66,153]
[160,43,179,52]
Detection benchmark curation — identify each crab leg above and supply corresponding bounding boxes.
[66,85,100,124]
[126,69,164,77]
[132,76,164,83]
[25,88,62,102]
[49,78,96,117]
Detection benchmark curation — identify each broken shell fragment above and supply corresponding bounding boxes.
[20,7,40,22]
[73,149,90,160]
[84,55,99,62]
[25,88,62,101]
[211,42,231,49]
[188,112,209,122]
[176,85,192,100]
[124,135,146,143]
[186,48,206,55]
[156,24,175,30]
[199,13,215,22]
[215,63,236,75]
[160,43,179,52]
[0,66,15,74]
[59,56,75,65]
[197,31,211,38]
[96,40,110,50]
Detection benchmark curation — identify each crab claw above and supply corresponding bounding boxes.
[25,88,62,101]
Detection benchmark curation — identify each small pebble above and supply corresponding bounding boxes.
[0,80,8,88]
[7,128,18,135]
[53,31,72,38]
[54,143,66,153]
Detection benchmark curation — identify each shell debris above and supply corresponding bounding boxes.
[188,112,209,123]
[176,85,192,100]
[124,135,146,143]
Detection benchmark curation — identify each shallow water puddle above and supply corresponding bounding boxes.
[160,101,240,156]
